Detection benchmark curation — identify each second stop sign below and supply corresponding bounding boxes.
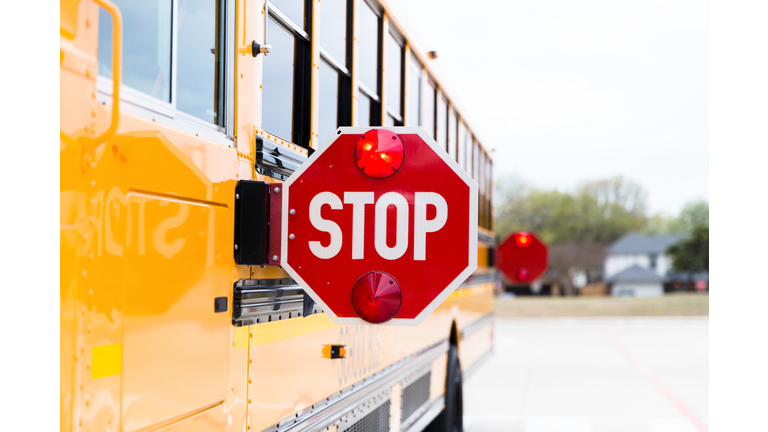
[281,127,478,325]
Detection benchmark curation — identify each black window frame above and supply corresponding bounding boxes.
[318,0,354,135]
[357,0,383,127]
[384,24,405,126]
[264,0,314,149]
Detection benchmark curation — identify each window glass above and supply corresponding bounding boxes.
[319,60,339,143]
[358,96,371,126]
[262,18,296,142]
[473,141,479,180]
[407,58,421,127]
[479,150,486,197]
[270,0,304,28]
[436,93,447,149]
[458,122,466,169]
[98,0,172,102]
[424,79,435,138]
[385,115,396,127]
[177,0,224,125]
[320,0,346,63]
[385,32,402,116]
[448,108,457,160]
[358,2,379,94]
[466,134,473,175]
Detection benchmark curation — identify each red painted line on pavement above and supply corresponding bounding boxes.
[607,336,708,432]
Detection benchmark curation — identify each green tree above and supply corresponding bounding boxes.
[666,224,709,274]
[495,175,647,245]
[669,200,709,233]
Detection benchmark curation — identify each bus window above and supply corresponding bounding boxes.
[437,93,447,150]
[473,139,480,180]
[466,133,473,176]
[98,0,172,102]
[270,0,305,30]
[177,0,227,125]
[319,0,350,143]
[458,121,466,169]
[320,0,346,62]
[448,107,457,160]
[385,29,403,125]
[262,18,296,142]
[424,78,436,138]
[318,60,339,143]
[357,0,381,126]
[407,56,422,127]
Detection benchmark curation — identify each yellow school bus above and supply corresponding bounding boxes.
[60,0,495,431]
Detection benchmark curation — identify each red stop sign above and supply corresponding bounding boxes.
[496,232,548,284]
[281,127,478,325]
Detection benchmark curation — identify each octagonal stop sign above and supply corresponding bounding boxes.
[496,232,548,284]
[281,127,478,325]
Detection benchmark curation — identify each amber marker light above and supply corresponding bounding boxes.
[355,129,405,179]
[351,271,402,324]
[515,232,532,247]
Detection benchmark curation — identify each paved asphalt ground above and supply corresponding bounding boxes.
[463,318,709,432]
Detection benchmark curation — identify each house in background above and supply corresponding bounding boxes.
[607,265,665,297]
[604,232,683,297]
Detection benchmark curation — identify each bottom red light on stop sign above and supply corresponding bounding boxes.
[351,271,403,324]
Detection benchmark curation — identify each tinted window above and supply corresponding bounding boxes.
[358,2,379,94]
[385,32,402,116]
[423,80,435,138]
[466,134,473,175]
[319,60,339,143]
[458,122,466,169]
[448,109,457,160]
[407,58,421,126]
[358,96,371,126]
[270,0,304,28]
[98,0,172,102]
[320,0,346,63]
[436,94,447,149]
[262,18,296,142]
[177,0,224,124]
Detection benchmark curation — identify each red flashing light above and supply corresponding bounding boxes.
[351,271,402,324]
[517,267,530,282]
[515,232,532,248]
[355,129,405,179]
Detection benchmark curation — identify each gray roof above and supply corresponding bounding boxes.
[608,232,683,255]
[607,265,664,283]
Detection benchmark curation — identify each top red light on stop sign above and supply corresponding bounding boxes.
[280,127,478,325]
[354,129,405,179]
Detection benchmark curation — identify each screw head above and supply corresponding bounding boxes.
[235,193,240,199]
[274,187,281,194]
[234,244,239,250]
[290,209,296,215]
[289,234,295,240]
[272,255,279,262]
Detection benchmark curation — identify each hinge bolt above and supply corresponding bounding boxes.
[289,234,295,240]
[234,244,239,250]
[272,255,279,262]
[274,187,281,194]
[235,193,239,199]
[290,209,296,215]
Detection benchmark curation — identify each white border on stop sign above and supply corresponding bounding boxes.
[281,126,479,326]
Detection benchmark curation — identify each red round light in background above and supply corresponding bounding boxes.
[515,232,532,247]
[517,267,530,282]
[354,129,405,179]
[351,271,402,324]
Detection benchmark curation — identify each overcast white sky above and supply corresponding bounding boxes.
[385,0,708,216]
